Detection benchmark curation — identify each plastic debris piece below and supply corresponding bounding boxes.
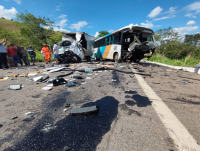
[47,79,54,83]
[42,87,52,91]
[81,82,86,85]
[63,108,68,112]
[63,146,71,151]
[70,106,99,115]
[53,78,66,86]
[25,112,33,115]
[95,74,98,76]
[85,69,93,73]
[98,71,102,73]
[42,72,49,75]
[33,76,43,82]
[23,116,35,122]
[65,79,69,81]
[67,84,77,87]
[47,84,53,87]
[49,67,64,73]
[87,74,93,76]
[11,116,18,120]
[28,73,37,77]
[70,79,76,81]
[112,79,117,82]
[86,77,91,80]
[9,84,22,90]
[4,77,9,79]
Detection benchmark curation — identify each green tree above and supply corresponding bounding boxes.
[97,31,109,38]
[185,33,200,46]
[16,11,56,51]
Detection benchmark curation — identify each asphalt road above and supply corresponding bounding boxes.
[1,61,199,151]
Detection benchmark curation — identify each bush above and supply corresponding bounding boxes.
[156,43,196,59]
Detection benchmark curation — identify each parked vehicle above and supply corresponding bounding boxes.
[58,32,94,63]
[92,24,156,62]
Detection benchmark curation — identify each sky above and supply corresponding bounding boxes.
[0,0,200,38]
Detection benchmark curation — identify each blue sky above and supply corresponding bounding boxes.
[0,0,200,37]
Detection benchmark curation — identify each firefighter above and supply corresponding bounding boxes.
[42,44,51,64]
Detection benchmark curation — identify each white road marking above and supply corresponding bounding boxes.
[131,67,200,151]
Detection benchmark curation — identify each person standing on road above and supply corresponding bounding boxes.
[0,38,9,69]
[6,44,14,67]
[28,45,36,65]
[53,42,60,64]
[21,46,28,65]
[16,45,23,66]
[42,44,51,64]
[8,44,19,66]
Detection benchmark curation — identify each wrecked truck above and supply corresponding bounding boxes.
[58,32,94,63]
[92,24,156,62]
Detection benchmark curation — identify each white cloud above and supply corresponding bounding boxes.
[164,7,176,14]
[185,13,196,18]
[70,21,88,31]
[108,29,114,33]
[140,20,154,28]
[88,26,93,28]
[174,26,198,35]
[94,32,99,38]
[55,9,60,11]
[185,1,200,12]
[56,19,67,28]
[148,6,163,18]
[154,15,175,21]
[13,0,21,5]
[187,20,196,26]
[59,14,67,19]
[53,27,70,32]
[0,5,17,19]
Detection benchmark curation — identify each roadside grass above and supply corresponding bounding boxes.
[0,18,20,32]
[146,54,199,67]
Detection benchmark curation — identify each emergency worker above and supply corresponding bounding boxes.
[42,44,51,64]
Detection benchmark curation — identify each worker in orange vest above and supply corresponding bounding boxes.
[42,44,51,64]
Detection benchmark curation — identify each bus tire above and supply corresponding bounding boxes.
[95,54,100,61]
[113,52,118,62]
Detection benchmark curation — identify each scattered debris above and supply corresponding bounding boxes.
[67,84,77,87]
[33,76,43,82]
[9,84,22,90]
[41,72,49,75]
[86,77,91,80]
[25,112,34,115]
[47,84,53,87]
[28,73,37,77]
[166,69,178,73]
[63,146,71,151]
[63,109,69,112]
[81,82,86,85]
[70,106,99,115]
[85,69,93,73]
[48,67,64,73]
[11,116,18,120]
[42,87,52,91]
[41,124,57,133]
[112,79,117,82]
[65,103,70,107]
[53,78,67,86]
[23,116,35,122]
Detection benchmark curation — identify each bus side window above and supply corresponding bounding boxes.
[109,36,113,44]
[106,37,109,45]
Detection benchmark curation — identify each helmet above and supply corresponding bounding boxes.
[43,44,46,46]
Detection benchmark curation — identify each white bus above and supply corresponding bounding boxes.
[92,24,156,62]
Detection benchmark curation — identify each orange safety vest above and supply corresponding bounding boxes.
[42,47,51,54]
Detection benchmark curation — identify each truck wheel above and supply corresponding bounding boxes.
[113,53,118,62]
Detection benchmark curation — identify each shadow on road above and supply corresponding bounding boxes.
[5,96,119,151]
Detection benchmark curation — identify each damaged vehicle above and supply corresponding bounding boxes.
[58,32,94,63]
[92,24,156,62]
